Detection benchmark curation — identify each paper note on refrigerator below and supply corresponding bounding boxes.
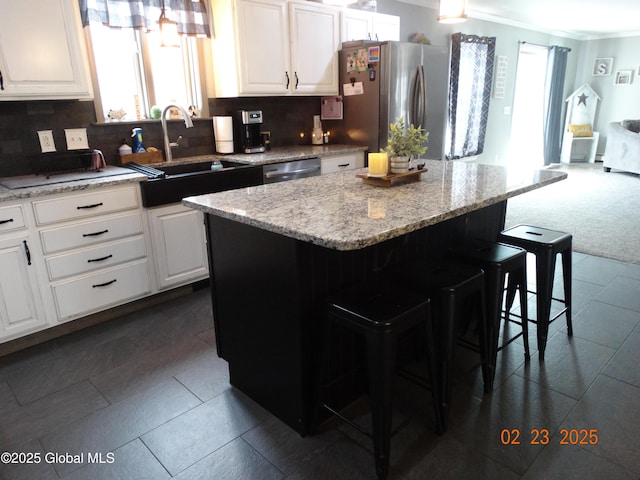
[343,82,364,96]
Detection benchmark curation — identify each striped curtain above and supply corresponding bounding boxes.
[78,0,211,37]
[446,33,496,160]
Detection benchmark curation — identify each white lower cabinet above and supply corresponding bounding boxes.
[52,260,151,320]
[147,203,209,290]
[0,232,47,340]
[34,185,152,324]
[321,152,365,174]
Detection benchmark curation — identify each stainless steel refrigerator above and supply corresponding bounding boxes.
[339,41,450,160]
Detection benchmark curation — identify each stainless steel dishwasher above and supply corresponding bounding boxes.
[262,157,321,184]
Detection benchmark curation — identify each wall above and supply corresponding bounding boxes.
[377,0,582,165]
[0,96,323,177]
[575,36,640,150]
[2,4,637,177]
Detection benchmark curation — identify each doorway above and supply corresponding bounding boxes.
[509,43,549,167]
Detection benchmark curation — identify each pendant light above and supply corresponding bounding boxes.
[158,0,180,47]
[438,0,468,24]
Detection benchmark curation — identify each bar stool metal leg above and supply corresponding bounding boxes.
[561,248,573,336]
[366,332,395,480]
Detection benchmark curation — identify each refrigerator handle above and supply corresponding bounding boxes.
[410,66,424,127]
[417,66,426,128]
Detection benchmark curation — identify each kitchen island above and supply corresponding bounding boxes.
[183,160,567,435]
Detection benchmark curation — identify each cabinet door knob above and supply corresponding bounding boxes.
[294,72,299,89]
[0,218,14,225]
[0,69,4,91]
[285,71,290,89]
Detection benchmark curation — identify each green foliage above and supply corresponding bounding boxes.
[384,117,429,158]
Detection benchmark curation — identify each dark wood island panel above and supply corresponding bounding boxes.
[205,201,507,435]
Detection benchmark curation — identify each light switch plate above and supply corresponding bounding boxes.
[37,130,56,153]
[64,128,89,150]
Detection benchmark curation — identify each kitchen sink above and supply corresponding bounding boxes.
[137,159,263,207]
[160,160,242,177]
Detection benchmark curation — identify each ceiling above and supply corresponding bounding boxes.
[406,0,640,39]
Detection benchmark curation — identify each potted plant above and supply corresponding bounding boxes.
[384,117,429,173]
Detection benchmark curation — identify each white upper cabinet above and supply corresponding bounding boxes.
[210,0,339,96]
[235,0,291,95]
[289,1,340,95]
[0,0,92,100]
[340,9,400,43]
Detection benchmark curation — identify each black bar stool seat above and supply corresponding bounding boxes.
[318,281,440,480]
[498,224,573,360]
[393,260,488,430]
[450,239,531,367]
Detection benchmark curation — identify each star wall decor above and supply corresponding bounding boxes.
[577,93,588,106]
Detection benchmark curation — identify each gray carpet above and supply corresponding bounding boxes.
[505,162,640,264]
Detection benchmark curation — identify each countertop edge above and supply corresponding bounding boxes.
[0,173,147,202]
[183,164,568,251]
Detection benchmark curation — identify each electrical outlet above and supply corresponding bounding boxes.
[37,130,56,153]
[64,128,89,150]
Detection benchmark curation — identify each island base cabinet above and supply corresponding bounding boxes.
[0,234,48,341]
[204,201,507,435]
[51,259,152,321]
[207,215,309,434]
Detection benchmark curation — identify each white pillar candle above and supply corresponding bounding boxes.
[368,153,388,177]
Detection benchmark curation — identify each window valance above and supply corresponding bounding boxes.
[79,0,211,37]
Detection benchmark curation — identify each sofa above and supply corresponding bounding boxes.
[603,120,640,174]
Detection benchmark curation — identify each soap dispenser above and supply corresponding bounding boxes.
[131,128,146,153]
[311,115,323,145]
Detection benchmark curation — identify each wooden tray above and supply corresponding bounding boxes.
[120,150,164,165]
[356,168,427,187]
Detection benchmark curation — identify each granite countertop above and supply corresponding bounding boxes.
[0,167,147,202]
[183,160,568,251]
[0,145,366,203]
[142,144,367,168]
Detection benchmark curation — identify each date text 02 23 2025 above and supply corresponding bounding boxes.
[500,428,599,446]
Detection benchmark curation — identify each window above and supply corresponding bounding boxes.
[79,0,211,122]
[87,23,204,122]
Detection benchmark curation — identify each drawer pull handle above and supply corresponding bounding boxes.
[0,218,14,225]
[87,254,113,263]
[23,240,31,265]
[337,163,351,168]
[92,279,117,288]
[83,229,109,237]
[77,202,104,210]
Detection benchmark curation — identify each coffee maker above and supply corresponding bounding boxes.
[234,110,266,153]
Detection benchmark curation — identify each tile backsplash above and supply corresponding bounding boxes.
[0,97,347,177]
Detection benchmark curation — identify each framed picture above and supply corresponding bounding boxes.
[592,58,613,76]
[615,70,633,85]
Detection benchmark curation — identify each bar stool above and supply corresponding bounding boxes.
[498,224,573,361]
[450,240,531,367]
[394,260,488,429]
[317,281,441,480]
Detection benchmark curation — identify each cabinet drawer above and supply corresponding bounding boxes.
[40,212,143,254]
[52,259,151,320]
[33,186,139,225]
[0,204,27,233]
[321,153,364,174]
[46,235,147,281]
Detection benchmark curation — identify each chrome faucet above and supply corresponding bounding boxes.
[161,105,194,162]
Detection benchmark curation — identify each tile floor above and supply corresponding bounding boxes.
[1,252,640,479]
